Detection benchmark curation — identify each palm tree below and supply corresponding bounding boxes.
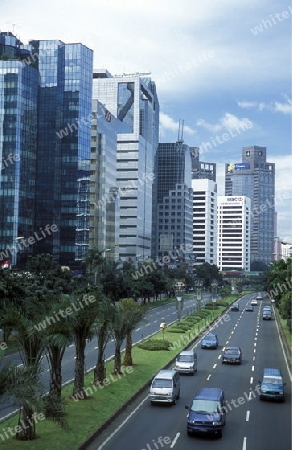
[1,304,46,440]
[120,298,146,366]
[93,298,116,385]
[67,289,100,398]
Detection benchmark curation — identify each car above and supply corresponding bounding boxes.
[175,350,197,375]
[185,387,226,437]
[230,302,239,311]
[259,368,286,401]
[251,299,258,306]
[201,333,219,349]
[149,370,180,405]
[222,346,242,364]
[245,305,254,312]
[263,305,272,311]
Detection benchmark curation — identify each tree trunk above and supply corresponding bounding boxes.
[48,346,64,415]
[114,341,122,374]
[93,324,107,385]
[73,334,86,398]
[16,405,35,440]
[123,332,132,366]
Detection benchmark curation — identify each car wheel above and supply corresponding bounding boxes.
[177,390,180,399]
[173,397,177,405]
[218,429,222,438]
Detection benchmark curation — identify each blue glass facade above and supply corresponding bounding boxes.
[30,40,93,265]
[0,39,39,265]
[0,33,93,267]
[152,142,193,264]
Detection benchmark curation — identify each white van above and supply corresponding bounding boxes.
[149,369,180,405]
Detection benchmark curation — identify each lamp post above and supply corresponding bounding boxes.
[175,281,185,322]
[195,278,204,311]
[211,279,218,315]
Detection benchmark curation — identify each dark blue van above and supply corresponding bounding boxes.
[259,368,285,401]
[185,387,226,437]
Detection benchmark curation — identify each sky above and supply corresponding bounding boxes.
[1,0,292,242]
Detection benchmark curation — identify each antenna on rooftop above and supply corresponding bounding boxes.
[177,119,184,143]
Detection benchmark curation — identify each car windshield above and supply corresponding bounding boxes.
[190,399,221,414]
[224,349,239,355]
[263,377,282,385]
[177,355,193,362]
[204,335,216,341]
[152,379,172,388]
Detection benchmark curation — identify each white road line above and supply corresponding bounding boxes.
[97,396,149,449]
[207,374,211,381]
[252,365,254,371]
[248,391,253,400]
[218,355,222,360]
[254,349,256,353]
[250,377,253,384]
[246,411,250,421]
[242,437,247,450]
[213,364,217,369]
[254,342,257,346]
[170,432,180,448]
[253,356,255,361]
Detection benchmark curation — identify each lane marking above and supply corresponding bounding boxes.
[242,437,247,450]
[213,364,217,369]
[246,411,250,421]
[250,377,253,384]
[170,432,180,448]
[207,374,211,381]
[251,365,254,371]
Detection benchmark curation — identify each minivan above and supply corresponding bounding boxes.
[149,370,180,405]
[175,350,197,375]
[262,306,272,320]
[259,368,285,401]
[185,387,226,437]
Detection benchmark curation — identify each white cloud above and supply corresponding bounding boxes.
[196,113,253,133]
[274,99,292,114]
[238,98,292,114]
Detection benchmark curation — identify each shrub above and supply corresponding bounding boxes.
[138,339,172,351]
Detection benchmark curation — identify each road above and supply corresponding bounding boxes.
[85,293,291,450]
[0,294,210,421]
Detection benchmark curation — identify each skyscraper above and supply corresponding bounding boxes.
[0,33,39,266]
[192,179,217,265]
[225,146,275,265]
[0,32,93,267]
[152,141,194,268]
[217,195,251,271]
[190,147,216,181]
[92,70,159,263]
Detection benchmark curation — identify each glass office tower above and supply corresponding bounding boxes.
[225,146,275,265]
[93,70,159,263]
[29,39,93,265]
[0,33,38,266]
[0,32,93,267]
[152,141,194,269]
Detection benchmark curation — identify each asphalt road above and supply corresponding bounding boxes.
[0,294,211,421]
[85,293,291,450]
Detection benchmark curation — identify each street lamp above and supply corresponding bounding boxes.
[175,281,185,322]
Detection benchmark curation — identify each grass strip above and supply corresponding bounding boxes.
[0,299,236,450]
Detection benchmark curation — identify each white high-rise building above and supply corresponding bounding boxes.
[217,196,251,271]
[192,179,217,265]
[92,70,159,262]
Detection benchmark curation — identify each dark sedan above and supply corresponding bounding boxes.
[222,346,242,364]
[245,305,254,312]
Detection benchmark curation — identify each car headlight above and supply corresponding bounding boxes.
[261,389,267,393]
[279,391,284,394]
[188,419,195,424]
[213,421,222,426]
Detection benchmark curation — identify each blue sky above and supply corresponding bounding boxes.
[1,0,291,242]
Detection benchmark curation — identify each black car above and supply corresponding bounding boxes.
[222,346,242,364]
[245,305,254,312]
